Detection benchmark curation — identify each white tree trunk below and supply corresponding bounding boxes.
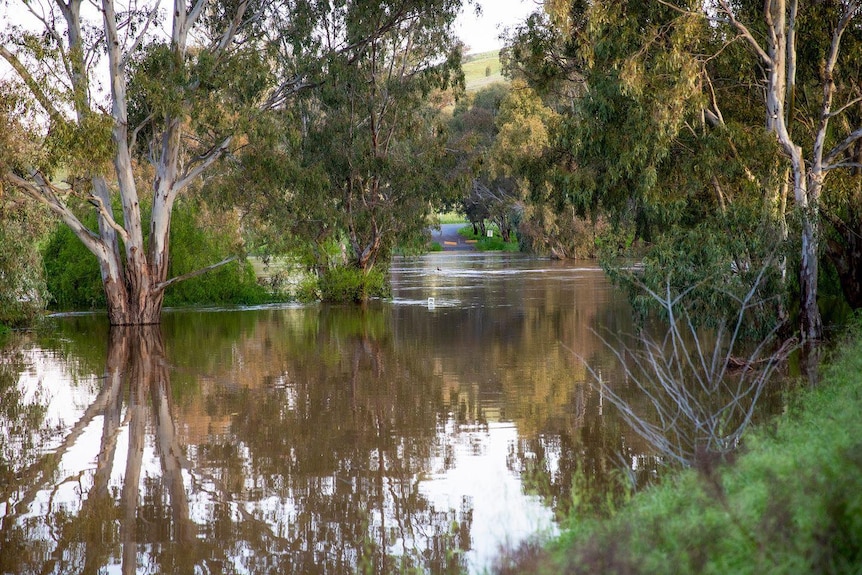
[717,0,843,341]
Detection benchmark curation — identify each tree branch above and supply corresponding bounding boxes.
[823,160,862,172]
[87,193,131,244]
[4,170,104,255]
[153,256,238,292]
[213,0,250,56]
[715,0,772,66]
[0,46,63,120]
[812,1,858,166]
[172,135,233,195]
[823,126,862,166]
[827,95,862,119]
[121,3,160,68]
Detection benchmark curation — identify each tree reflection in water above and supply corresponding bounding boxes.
[2,256,782,573]
[0,318,472,574]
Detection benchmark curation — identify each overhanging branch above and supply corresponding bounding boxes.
[153,256,238,293]
[823,126,862,166]
[173,136,233,195]
[5,171,102,250]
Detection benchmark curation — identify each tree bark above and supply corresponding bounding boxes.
[713,0,862,341]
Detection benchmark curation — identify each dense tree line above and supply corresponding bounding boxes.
[0,0,465,324]
[498,0,862,341]
[4,0,862,342]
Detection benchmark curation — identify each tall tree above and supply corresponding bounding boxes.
[1,0,264,325]
[506,0,862,341]
[299,0,464,275]
[1,0,458,323]
[702,0,862,341]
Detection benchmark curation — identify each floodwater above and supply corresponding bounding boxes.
[0,253,783,574]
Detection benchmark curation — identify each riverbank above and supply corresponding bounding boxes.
[499,327,862,574]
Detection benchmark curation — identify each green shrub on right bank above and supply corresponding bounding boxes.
[503,328,862,574]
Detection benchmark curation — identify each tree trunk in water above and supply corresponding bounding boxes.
[104,277,165,326]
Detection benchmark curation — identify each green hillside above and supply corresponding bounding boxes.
[462,50,506,92]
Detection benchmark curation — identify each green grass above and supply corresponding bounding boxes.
[457,224,519,251]
[435,211,468,224]
[508,328,862,574]
[462,50,505,92]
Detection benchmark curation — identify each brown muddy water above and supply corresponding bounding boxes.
[0,253,787,574]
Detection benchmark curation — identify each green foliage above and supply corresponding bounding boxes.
[0,80,38,177]
[266,1,465,275]
[164,202,271,307]
[41,200,271,311]
[42,223,105,311]
[317,266,389,304]
[127,40,272,156]
[457,225,519,251]
[457,225,478,239]
[42,112,114,177]
[435,211,468,224]
[603,205,788,337]
[0,206,49,327]
[477,234,520,252]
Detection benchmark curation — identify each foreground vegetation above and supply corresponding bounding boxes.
[499,326,862,574]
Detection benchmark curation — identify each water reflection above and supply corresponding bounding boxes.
[2,254,768,573]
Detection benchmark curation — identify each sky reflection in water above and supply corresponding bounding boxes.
[3,253,654,574]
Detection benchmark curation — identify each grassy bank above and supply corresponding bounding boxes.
[501,329,862,574]
[463,50,505,92]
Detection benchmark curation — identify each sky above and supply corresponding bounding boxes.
[0,0,541,79]
[456,0,541,54]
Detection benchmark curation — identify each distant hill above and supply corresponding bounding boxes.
[462,50,506,92]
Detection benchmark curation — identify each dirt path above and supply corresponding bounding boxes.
[430,223,476,251]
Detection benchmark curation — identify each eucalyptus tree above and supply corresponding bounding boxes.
[0,0,264,325]
[0,0,454,324]
[688,0,862,342]
[505,0,862,341]
[448,83,506,237]
[294,0,464,277]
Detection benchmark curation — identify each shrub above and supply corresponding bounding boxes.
[477,233,519,252]
[318,266,389,303]
[164,203,271,306]
[41,200,272,311]
[457,224,519,251]
[0,213,49,326]
[42,223,104,311]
